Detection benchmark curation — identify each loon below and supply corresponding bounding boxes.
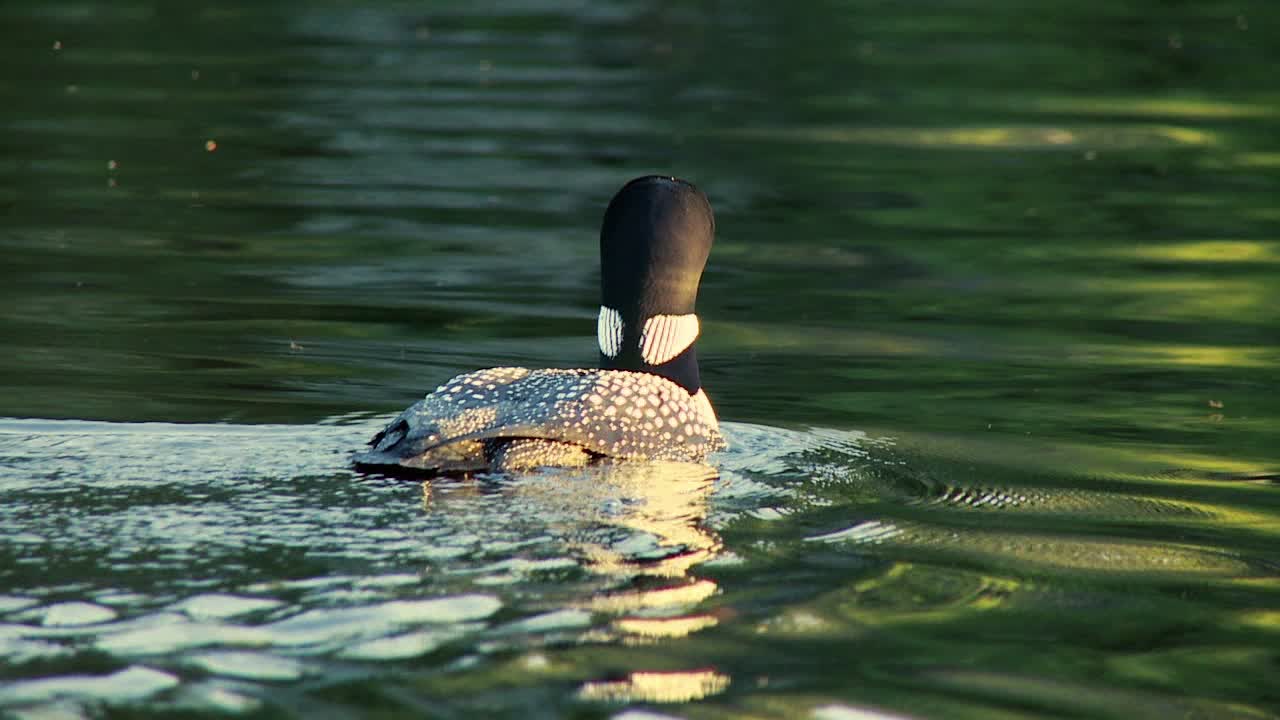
[354,175,725,474]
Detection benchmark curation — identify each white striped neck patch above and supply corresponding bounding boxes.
[598,306,701,367]
[597,306,623,358]
[639,313,699,366]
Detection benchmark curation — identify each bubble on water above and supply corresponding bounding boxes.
[40,602,117,627]
[0,596,38,614]
[812,704,915,720]
[578,668,729,703]
[97,617,270,656]
[169,594,284,621]
[611,710,685,720]
[7,699,88,720]
[263,595,503,649]
[338,626,470,661]
[493,608,592,635]
[0,636,72,664]
[175,681,260,714]
[187,650,304,681]
[0,665,178,705]
[353,573,422,589]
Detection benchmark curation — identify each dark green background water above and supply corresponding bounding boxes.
[2,1,1278,718]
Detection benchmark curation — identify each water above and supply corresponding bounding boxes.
[2,1,1279,717]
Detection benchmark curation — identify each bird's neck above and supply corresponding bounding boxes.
[596,305,702,394]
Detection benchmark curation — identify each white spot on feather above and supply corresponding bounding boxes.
[691,389,718,426]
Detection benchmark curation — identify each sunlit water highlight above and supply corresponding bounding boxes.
[0,417,860,715]
[3,416,1278,717]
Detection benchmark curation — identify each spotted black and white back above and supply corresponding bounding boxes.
[355,367,724,473]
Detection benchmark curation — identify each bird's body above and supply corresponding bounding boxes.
[355,176,723,475]
[354,367,724,473]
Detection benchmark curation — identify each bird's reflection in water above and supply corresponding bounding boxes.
[418,460,724,644]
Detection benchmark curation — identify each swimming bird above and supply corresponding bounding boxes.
[354,175,725,474]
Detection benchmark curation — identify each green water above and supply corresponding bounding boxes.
[2,1,1279,718]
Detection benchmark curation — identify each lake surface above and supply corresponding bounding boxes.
[2,1,1279,718]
